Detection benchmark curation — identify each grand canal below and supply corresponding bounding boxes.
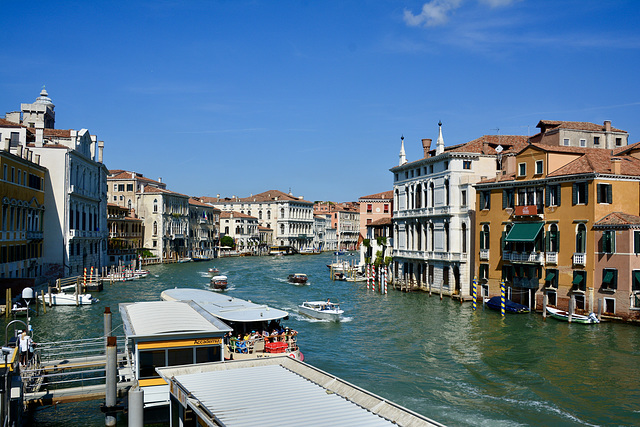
[17,252,640,426]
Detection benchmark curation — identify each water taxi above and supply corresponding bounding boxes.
[298,300,344,321]
[119,300,231,416]
[287,273,308,284]
[210,275,228,290]
[160,288,303,361]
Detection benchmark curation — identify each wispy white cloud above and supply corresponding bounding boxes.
[403,0,462,27]
[403,0,517,28]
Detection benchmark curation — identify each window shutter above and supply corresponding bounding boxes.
[556,230,560,251]
[501,231,506,250]
[584,183,588,205]
[572,183,577,205]
[612,230,616,253]
[612,269,618,289]
[545,230,550,252]
[635,231,640,254]
[557,185,561,206]
[503,190,507,209]
[545,186,550,207]
[597,184,602,203]
[607,184,612,204]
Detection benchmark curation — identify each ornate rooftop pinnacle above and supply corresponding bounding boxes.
[399,134,407,166]
[436,121,445,156]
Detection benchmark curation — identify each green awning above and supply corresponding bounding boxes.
[572,273,584,285]
[602,271,614,284]
[545,272,555,282]
[634,271,640,283]
[505,222,544,243]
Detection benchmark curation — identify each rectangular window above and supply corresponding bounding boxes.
[126,184,134,191]
[480,191,491,210]
[444,161,449,170]
[572,270,586,292]
[113,184,117,191]
[601,230,616,254]
[366,219,372,225]
[594,136,600,145]
[366,204,372,213]
[632,270,640,291]
[535,160,543,175]
[563,138,570,146]
[479,264,489,280]
[383,204,389,213]
[518,163,526,177]
[601,268,618,291]
[461,190,467,207]
[2,165,6,180]
[429,165,433,174]
[546,184,561,206]
[616,137,622,146]
[579,139,586,147]
[547,290,557,306]
[502,189,514,209]
[545,269,558,288]
[597,183,612,204]
[572,182,588,205]
[634,231,640,254]
[463,160,471,170]
[10,167,14,182]
[139,349,165,378]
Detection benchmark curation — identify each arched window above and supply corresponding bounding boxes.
[480,225,490,250]
[128,199,132,210]
[153,221,158,235]
[576,223,586,253]
[267,211,271,220]
[461,223,467,253]
[549,224,559,252]
[429,223,435,251]
[280,224,285,234]
[280,208,285,218]
[153,199,158,213]
[415,184,422,209]
[430,182,435,207]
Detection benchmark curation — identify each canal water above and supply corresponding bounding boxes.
[15,252,640,426]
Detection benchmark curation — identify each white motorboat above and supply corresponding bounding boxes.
[298,300,343,321]
[210,275,228,290]
[38,292,98,306]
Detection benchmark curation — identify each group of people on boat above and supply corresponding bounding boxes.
[224,325,298,354]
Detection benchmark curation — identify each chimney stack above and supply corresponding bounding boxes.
[611,157,622,174]
[98,141,104,163]
[604,120,612,132]
[35,128,44,147]
[158,177,162,183]
[422,139,432,158]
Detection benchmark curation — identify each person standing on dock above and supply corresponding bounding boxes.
[19,331,32,365]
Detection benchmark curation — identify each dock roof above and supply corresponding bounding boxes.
[157,357,444,427]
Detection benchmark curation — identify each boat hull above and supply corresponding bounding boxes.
[38,293,97,306]
[298,302,343,321]
[484,296,530,313]
[546,307,599,324]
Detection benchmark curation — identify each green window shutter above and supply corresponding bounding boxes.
[545,186,550,207]
[502,190,507,209]
[612,230,616,253]
[557,185,561,206]
[480,229,485,249]
[584,183,589,205]
[486,230,490,250]
[612,269,618,289]
[635,231,640,254]
[572,183,577,205]
[607,184,612,204]
[501,231,506,250]
[633,271,640,291]
[545,230,550,252]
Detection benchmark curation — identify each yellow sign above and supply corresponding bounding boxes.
[138,337,222,350]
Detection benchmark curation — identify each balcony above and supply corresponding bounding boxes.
[573,253,586,266]
[546,252,558,264]
[510,251,544,263]
[26,231,43,240]
[480,249,489,261]
[502,250,511,261]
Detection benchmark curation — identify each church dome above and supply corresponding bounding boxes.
[34,86,54,106]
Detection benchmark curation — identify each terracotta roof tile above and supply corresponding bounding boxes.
[594,212,640,226]
[0,118,22,128]
[368,217,392,226]
[359,190,393,200]
[537,120,626,133]
[547,151,640,177]
[220,211,257,220]
[142,186,189,198]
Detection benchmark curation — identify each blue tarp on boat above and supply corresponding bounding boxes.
[485,296,530,313]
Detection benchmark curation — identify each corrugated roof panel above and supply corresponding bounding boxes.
[175,365,396,426]
[125,301,223,336]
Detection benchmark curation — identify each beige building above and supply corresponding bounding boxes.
[107,169,166,213]
[107,203,143,267]
[188,197,219,259]
[220,211,259,254]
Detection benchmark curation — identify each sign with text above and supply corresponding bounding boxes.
[515,205,537,216]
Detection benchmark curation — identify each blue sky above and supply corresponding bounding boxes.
[2,0,640,202]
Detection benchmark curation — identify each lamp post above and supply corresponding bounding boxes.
[21,288,34,335]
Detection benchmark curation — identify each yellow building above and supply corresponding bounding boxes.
[0,145,46,279]
[475,142,640,318]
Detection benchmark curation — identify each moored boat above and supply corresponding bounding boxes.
[37,292,98,306]
[298,300,343,321]
[210,275,228,290]
[287,273,308,284]
[160,288,303,361]
[484,296,530,313]
[546,306,600,324]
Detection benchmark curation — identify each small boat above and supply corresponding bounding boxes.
[37,292,98,306]
[192,255,211,262]
[299,248,320,255]
[287,273,308,284]
[484,296,530,313]
[546,306,600,324]
[178,257,192,263]
[210,275,228,290]
[345,274,367,282]
[333,272,347,281]
[208,267,220,275]
[334,250,346,256]
[298,300,343,321]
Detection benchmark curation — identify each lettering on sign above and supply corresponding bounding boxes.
[194,338,222,345]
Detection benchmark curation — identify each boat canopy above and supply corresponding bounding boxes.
[505,222,544,242]
[161,288,289,323]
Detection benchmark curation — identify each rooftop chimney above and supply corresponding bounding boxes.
[611,157,622,174]
[604,120,612,132]
[35,128,44,147]
[98,141,104,163]
[422,139,432,158]
[158,177,162,183]
[34,154,40,165]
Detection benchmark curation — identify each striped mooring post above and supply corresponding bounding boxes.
[383,266,388,294]
[83,267,87,287]
[372,265,377,292]
[500,280,506,317]
[90,266,94,283]
[472,276,478,311]
[366,264,370,290]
